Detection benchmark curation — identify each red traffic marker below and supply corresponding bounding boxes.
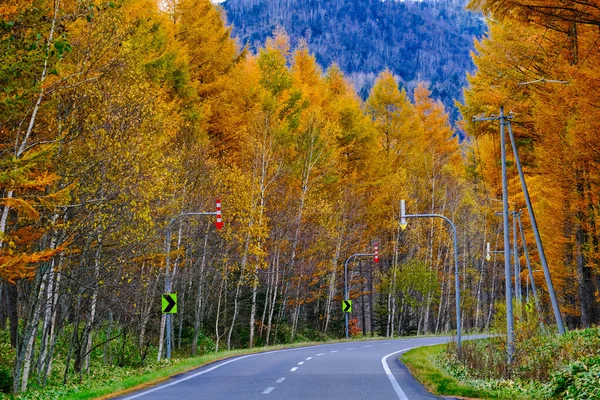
[215,199,223,230]
[374,243,379,263]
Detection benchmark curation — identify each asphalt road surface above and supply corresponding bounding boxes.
[117,336,465,400]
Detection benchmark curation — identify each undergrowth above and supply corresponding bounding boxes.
[442,324,600,399]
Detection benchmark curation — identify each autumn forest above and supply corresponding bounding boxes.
[1,0,600,396]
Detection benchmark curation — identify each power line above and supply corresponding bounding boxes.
[501,27,549,106]
[554,32,600,99]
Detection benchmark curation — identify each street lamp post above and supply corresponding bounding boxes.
[344,252,377,339]
[161,210,219,361]
[400,200,462,355]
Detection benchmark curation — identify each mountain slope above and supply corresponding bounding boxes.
[222,0,487,120]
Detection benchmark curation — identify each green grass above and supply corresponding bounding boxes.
[401,344,519,400]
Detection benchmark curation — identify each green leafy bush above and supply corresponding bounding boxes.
[195,332,216,355]
[548,357,600,399]
[297,327,331,342]
[0,330,14,394]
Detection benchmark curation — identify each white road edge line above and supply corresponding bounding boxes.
[262,387,275,394]
[276,377,286,383]
[121,345,329,399]
[290,367,299,372]
[381,346,417,400]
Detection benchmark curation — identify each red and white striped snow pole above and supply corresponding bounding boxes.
[215,199,223,230]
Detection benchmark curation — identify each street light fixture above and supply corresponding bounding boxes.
[400,200,462,355]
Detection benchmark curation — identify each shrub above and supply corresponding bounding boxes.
[0,330,14,394]
[441,327,600,399]
[297,327,331,342]
[196,332,216,355]
[548,357,600,399]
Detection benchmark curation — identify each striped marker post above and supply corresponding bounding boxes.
[215,199,223,230]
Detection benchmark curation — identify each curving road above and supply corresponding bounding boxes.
[116,336,464,400]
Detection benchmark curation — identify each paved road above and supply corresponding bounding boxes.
[117,336,463,400]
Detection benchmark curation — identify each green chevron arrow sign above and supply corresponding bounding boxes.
[162,293,178,314]
[342,300,352,313]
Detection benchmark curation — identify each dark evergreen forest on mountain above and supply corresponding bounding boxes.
[222,0,487,120]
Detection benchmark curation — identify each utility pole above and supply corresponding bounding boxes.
[506,120,565,334]
[473,107,514,363]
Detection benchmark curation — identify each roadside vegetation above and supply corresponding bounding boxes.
[403,323,600,399]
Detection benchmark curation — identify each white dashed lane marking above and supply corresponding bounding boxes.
[305,357,313,360]
[330,350,339,353]
[290,367,298,372]
[363,345,372,348]
[262,387,275,394]
[297,361,304,365]
[316,353,325,356]
[346,347,355,350]
[276,377,286,383]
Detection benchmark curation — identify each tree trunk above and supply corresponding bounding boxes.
[324,224,344,333]
[192,222,211,356]
[266,250,280,345]
[576,169,595,327]
[215,275,225,352]
[139,265,160,365]
[83,238,102,373]
[249,276,259,348]
[435,276,446,334]
[14,258,50,392]
[7,283,18,348]
[37,232,63,384]
[40,267,62,384]
[259,258,274,339]
[227,277,243,350]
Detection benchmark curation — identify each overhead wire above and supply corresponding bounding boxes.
[500,27,549,107]
[506,2,596,113]
[553,32,600,100]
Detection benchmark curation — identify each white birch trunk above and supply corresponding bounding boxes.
[83,239,102,372]
[192,223,210,356]
[266,250,280,345]
[324,222,344,333]
[215,275,225,352]
[227,279,242,350]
